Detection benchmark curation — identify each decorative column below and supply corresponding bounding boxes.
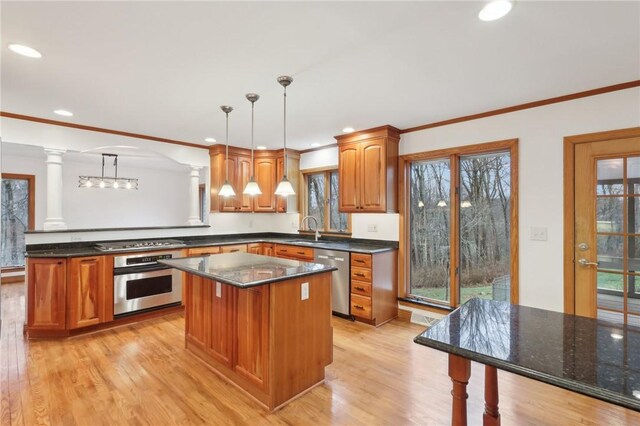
[186,166,203,225]
[43,148,68,230]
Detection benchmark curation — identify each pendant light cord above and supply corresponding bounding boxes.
[283,85,287,177]
[251,101,255,174]
[225,111,229,181]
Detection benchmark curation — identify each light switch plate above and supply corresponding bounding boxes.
[216,282,222,298]
[530,227,548,241]
[367,224,378,232]
[301,282,309,300]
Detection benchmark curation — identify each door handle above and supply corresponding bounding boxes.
[577,258,599,267]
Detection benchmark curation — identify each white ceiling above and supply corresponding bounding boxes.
[1,1,638,151]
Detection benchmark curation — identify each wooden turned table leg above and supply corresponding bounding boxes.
[483,365,501,426]
[448,354,471,426]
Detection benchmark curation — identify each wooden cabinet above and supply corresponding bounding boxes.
[27,258,67,330]
[207,281,235,368]
[336,126,400,213]
[349,251,398,327]
[262,243,274,257]
[236,285,270,389]
[185,273,209,351]
[254,157,277,212]
[67,256,113,329]
[274,244,314,261]
[248,243,261,254]
[188,246,221,256]
[221,244,248,253]
[210,145,299,213]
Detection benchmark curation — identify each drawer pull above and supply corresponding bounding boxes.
[355,273,365,277]
[354,286,365,291]
[355,259,365,263]
[354,304,364,310]
[297,251,305,255]
[230,249,239,252]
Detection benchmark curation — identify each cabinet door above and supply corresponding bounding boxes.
[338,144,360,212]
[221,156,238,212]
[67,256,107,329]
[185,274,209,351]
[207,282,235,367]
[253,158,276,212]
[235,285,269,389]
[262,243,274,257]
[359,138,386,212]
[248,243,261,255]
[237,155,253,211]
[27,258,66,330]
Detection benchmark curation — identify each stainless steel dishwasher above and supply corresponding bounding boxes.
[314,248,352,319]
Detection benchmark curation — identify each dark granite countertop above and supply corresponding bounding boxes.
[26,233,397,258]
[414,298,640,412]
[160,252,336,288]
[25,225,210,234]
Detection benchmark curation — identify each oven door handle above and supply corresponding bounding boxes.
[113,264,174,276]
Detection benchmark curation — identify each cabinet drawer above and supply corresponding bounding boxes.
[351,294,372,319]
[188,246,221,256]
[221,244,248,253]
[351,280,371,297]
[351,253,372,268]
[275,244,314,261]
[351,267,372,282]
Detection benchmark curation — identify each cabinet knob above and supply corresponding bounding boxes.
[354,304,364,310]
[355,286,365,291]
[355,273,365,277]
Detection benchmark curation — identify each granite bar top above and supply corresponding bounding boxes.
[414,298,640,412]
[160,252,336,288]
[26,233,397,258]
[25,225,210,234]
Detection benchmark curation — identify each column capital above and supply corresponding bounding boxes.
[44,148,67,164]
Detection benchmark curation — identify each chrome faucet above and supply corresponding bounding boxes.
[301,216,320,241]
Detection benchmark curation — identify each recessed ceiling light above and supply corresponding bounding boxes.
[342,127,355,133]
[256,145,267,150]
[204,137,216,143]
[311,143,321,147]
[53,109,73,117]
[479,0,513,21]
[8,43,42,58]
[611,333,624,340]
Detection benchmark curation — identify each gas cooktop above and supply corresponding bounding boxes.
[95,239,186,252]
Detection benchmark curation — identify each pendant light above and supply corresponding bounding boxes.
[275,75,296,196]
[243,93,262,195]
[218,105,236,197]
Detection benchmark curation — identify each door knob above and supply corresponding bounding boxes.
[578,258,599,267]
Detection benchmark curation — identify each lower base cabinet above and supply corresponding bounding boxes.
[183,271,332,410]
[27,258,67,330]
[350,250,398,326]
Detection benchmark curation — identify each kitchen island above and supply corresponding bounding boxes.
[161,252,336,411]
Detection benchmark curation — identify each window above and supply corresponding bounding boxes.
[402,140,518,308]
[303,169,349,233]
[1,174,35,270]
[199,183,206,223]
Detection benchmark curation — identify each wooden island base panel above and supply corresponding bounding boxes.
[170,253,335,411]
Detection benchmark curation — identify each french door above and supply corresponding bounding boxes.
[572,130,640,325]
[1,173,35,270]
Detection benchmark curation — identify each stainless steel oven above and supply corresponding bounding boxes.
[113,250,183,316]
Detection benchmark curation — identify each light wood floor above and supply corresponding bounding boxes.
[2,282,640,426]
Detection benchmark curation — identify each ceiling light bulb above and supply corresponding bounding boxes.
[243,179,262,196]
[113,181,119,189]
[275,177,296,197]
[219,180,236,197]
[126,181,132,189]
[99,180,106,189]
[85,180,92,188]
[461,201,472,208]
[54,109,73,117]
[342,127,355,133]
[437,200,447,207]
[256,145,267,150]
[418,201,425,208]
[611,333,624,340]
[205,137,216,143]
[479,1,513,21]
[8,43,42,58]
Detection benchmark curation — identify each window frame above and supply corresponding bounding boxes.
[1,173,36,272]
[399,139,519,308]
[301,167,351,235]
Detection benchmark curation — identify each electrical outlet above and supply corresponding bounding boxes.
[367,224,378,232]
[216,282,222,298]
[301,282,309,300]
[530,227,548,241]
[71,236,83,242]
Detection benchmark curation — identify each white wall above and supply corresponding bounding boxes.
[401,88,640,312]
[1,151,47,227]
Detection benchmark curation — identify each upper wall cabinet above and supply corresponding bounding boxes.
[336,126,400,213]
[210,146,299,213]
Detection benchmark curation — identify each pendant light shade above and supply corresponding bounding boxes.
[275,75,295,196]
[219,105,236,198]
[243,93,262,196]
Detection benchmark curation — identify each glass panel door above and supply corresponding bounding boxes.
[1,176,32,268]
